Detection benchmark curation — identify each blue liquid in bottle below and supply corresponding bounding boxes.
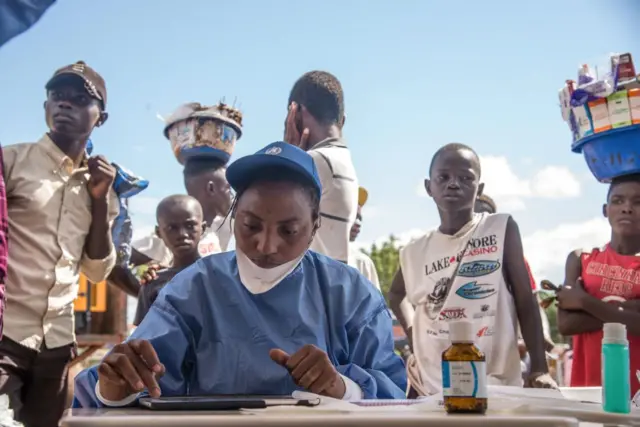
[602,323,631,414]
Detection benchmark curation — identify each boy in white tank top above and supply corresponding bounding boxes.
[387,143,556,396]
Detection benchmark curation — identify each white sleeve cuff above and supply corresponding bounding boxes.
[339,374,363,401]
[95,381,140,407]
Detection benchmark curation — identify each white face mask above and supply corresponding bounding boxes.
[236,247,306,294]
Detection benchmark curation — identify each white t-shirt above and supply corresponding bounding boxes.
[400,213,522,395]
[133,216,233,266]
[348,245,381,291]
[308,138,358,263]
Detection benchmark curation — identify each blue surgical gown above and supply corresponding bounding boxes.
[73,251,407,407]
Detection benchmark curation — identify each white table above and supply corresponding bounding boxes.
[61,409,581,427]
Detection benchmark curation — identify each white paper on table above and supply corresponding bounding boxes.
[409,386,616,414]
[242,386,640,416]
[559,387,601,404]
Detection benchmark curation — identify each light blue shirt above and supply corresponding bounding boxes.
[73,251,407,407]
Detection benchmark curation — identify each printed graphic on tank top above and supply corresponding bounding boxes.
[198,227,222,256]
[400,212,521,395]
[570,245,640,395]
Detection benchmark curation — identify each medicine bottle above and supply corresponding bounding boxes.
[442,320,487,414]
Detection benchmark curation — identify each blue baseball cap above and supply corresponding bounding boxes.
[226,141,322,198]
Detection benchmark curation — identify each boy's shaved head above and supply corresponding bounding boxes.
[429,143,481,177]
[156,194,203,223]
[155,194,205,261]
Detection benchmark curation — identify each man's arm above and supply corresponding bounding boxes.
[81,191,118,283]
[580,293,640,336]
[503,216,548,375]
[556,250,604,336]
[388,268,414,348]
[107,266,140,297]
[130,248,152,267]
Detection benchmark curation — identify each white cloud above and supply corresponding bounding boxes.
[481,156,531,199]
[132,224,155,241]
[362,204,382,219]
[355,227,429,251]
[127,196,160,242]
[523,217,609,283]
[128,196,161,216]
[497,198,527,212]
[529,166,581,199]
[416,155,582,210]
[481,156,582,209]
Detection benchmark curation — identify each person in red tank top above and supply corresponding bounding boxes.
[557,174,640,395]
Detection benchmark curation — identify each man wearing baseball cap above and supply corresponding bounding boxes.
[348,187,380,291]
[0,61,119,426]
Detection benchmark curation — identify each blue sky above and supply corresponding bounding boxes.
[0,0,637,284]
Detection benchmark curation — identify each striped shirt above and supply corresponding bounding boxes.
[308,138,358,263]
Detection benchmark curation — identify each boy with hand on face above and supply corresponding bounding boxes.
[0,61,119,426]
[133,195,205,326]
[283,71,358,265]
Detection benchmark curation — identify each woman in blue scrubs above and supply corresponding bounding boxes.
[74,141,407,407]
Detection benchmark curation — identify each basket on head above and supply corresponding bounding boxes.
[571,124,640,183]
[163,102,243,165]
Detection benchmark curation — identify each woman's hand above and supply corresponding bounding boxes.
[98,339,165,402]
[556,278,588,311]
[140,263,160,285]
[270,345,346,399]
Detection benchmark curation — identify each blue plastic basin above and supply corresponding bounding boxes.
[571,124,640,183]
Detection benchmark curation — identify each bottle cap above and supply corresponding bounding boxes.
[449,320,474,343]
[603,323,628,345]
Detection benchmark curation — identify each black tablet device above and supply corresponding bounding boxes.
[138,395,321,411]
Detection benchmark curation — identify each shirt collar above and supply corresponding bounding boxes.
[38,134,89,174]
[310,137,347,150]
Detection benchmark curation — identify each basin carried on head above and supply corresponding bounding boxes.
[163,102,243,165]
[571,124,640,182]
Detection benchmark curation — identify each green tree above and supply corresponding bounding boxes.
[363,235,401,303]
[544,303,567,344]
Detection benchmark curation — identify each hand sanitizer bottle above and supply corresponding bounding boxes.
[602,323,631,414]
